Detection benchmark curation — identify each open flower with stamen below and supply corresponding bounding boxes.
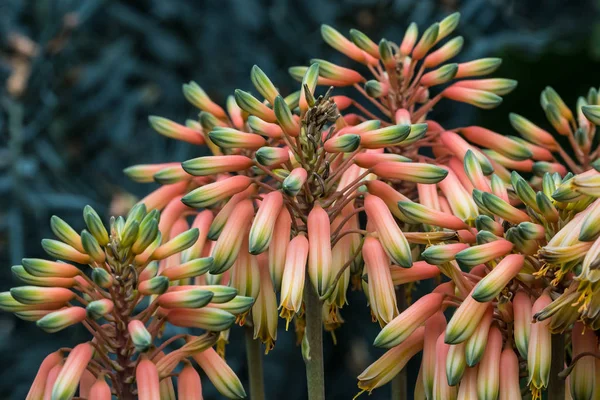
[0,207,247,399]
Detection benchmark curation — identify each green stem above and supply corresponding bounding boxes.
[245,326,265,400]
[304,281,325,400]
[391,285,407,400]
[548,333,565,400]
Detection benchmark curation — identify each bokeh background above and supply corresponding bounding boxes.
[0,0,598,398]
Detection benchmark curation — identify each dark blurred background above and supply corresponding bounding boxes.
[0,0,598,398]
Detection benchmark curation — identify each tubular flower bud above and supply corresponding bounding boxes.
[279,235,309,327]
[41,239,91,265]
[499,347,522,400]
[477,326,502,400]
[268,207,291,292]
[208,185,256,240]
[445,290,491,344]
[472,254,524,302]
[136,357,161,400]
[365,195,412,268]
[457,366,478,400]
[234,89,276,122]
[252,257,278,352]
[274,95,300,137]
[50,216,84,253]
[357,327,425,394]
[321,25,377,65]
[158,288,214,309]
[454,239,514,267]
[10,286,74,305]
[364,180,410,220]
[354,153,411,169]
[372,161,448,184]
[443,86,502,109]
[528,292,553,399]
[230,238,260,300]
[359,125,410,148]
[397,201,469,230]
[363,236,398,327]
[324,134,361,153]
[461,126,532,160]
[424,36,464,68]
[148,116,204,145]
[421,243,469,265]
[249,191,284,255]
[178,362,203,400]
[433,333,458,400]
[192,347,246,399]
[255,146,290,166]
[182,175,252,209]
[191,285,238,303]
[247,116,283,138]
[182,81,227,118]
[455,58,502,78]
[513,290,532,359]
[210,200,255,274]
[86,299,114,320]
[21,258,80,278]
[124,163,182,183]
[389,261,440,285]
[166,308,236,331]
[440,131,494,174]
[88,376,111,400]
[282,167,308,197]
[310,58,364,85]
[128,320,153,352]
[412,23,439,60]
[464,306,494,366]
[446,342,467,386]
[138,276,169,295]
[422,312,447,398]
[36,307,86,333]
[160,257,213,281]
[26,350,63,400]
[52,343,94,400]
[12,265,75,288]
[570,322,596,400]
[307,205,332,296]
[421,64,458,87]
[251,65,279,104]
[152,228,199,261]
[374,293,443,348]
[182,155,254,176]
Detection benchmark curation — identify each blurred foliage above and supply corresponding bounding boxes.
[0,0,598,398]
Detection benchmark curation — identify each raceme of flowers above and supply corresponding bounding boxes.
[4,11,600,400]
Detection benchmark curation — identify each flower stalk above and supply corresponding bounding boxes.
[304,278,325,400]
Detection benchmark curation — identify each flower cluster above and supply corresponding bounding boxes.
[1,205,251,399]
[358,87,600,400]
[10,10,600,400]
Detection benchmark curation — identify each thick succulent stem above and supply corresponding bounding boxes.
[245,326,266,400]
[391,285,407,400]
[303,280,325,400]
[548,333,566,400]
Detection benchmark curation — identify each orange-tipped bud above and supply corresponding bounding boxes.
[211,199,255,274]
[148,116,205,145]
[249,191,284,255]
[354,152,411,169]
[499,347,522,400]
[365,195,412,268]
[307,205,332,296]
[279,234,308,326]
[52,343,94,400]
[363,236,398,326]
[374,293,443,348]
